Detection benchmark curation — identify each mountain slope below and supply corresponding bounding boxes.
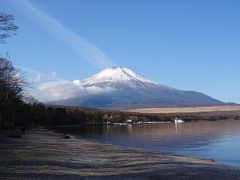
[51,67,223,109]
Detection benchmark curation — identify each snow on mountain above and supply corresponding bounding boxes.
[75,67,171,89]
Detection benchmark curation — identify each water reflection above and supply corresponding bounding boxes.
[57,120,240,167]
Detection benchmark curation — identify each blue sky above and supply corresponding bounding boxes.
[1,0,240,103]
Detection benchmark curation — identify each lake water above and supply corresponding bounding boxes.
[58,120,240,167]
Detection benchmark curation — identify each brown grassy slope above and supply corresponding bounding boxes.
[127,106,240,114]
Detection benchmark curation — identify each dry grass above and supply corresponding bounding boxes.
[127,106,240,114]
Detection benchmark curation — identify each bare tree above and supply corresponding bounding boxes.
[0,58,24,105]
[0,57,26,127]
[0,12,22,128]
[0,12,18,43]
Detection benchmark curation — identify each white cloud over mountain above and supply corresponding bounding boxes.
[31,80,114,102]
[29,67,158,102]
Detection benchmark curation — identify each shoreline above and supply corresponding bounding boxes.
[1,128,240,179]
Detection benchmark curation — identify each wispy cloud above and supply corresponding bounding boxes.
[7,0,116,69]
[15,65,64,82]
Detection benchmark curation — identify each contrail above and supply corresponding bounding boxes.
[7,0,116,69]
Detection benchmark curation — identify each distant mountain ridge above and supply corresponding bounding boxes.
[51,67,224,109]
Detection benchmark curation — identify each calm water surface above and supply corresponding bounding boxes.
[58,120,240,167]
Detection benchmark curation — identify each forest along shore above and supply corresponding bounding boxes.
[0,128,240,179]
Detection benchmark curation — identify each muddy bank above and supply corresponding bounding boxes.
[0,128,240,179]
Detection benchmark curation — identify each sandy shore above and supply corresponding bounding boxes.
[0,128,240,179]
[127,105,240,114]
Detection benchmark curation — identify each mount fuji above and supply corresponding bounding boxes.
[51,67,223,109]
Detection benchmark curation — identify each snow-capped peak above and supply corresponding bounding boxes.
[79,67,159,89]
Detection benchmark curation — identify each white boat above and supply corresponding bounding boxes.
[175,117,184,123]
[126,119,132,124]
